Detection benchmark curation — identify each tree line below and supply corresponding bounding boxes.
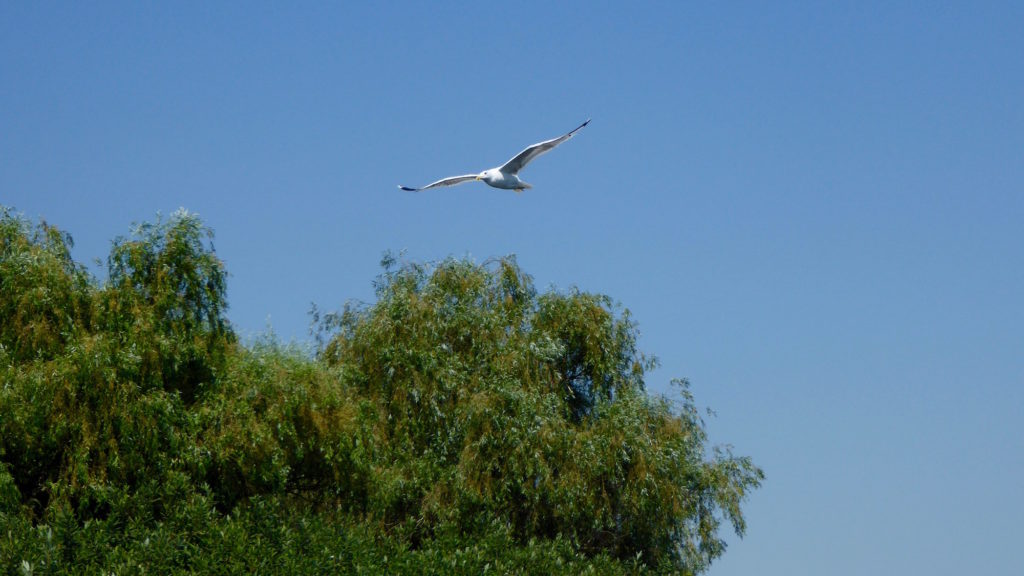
[0,206,761,574]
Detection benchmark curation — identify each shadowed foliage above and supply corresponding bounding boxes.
[1,207,761,574]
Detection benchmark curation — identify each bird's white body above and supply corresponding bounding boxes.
[399,119,589,193]
[477,169,532,191]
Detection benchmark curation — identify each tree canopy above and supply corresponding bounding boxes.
[0,207,762,574]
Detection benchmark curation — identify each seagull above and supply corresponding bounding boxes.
[398,119,590,193]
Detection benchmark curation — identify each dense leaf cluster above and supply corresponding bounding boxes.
[0,207,761,574]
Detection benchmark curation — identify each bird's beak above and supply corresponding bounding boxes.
[474,175,482,180]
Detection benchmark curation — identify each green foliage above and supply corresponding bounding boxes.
[316,256,762,571]
[0,207,762,574]
[195,339,378,511]
[0,209,228,526]
[101,209,233,401]
[0,208,92,363]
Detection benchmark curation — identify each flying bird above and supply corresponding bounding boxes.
[398,119,590,193]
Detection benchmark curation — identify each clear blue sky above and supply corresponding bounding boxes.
[3,2,1022,573]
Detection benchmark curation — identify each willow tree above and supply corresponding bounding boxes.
[316,255,763,573]
[0,208,234,521]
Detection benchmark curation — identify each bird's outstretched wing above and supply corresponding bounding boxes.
[498,119,590,175]
[398,174,478,192]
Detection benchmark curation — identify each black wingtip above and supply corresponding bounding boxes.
[398,185,419,192]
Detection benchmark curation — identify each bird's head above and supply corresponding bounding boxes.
[475,170,487,181]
